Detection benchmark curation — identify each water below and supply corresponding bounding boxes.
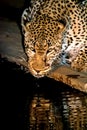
[0,58,87,130]
[26,85,87,130]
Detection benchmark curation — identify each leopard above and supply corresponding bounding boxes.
[21,0,87,78]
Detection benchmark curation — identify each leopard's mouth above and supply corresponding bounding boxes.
[27,56,51,78]
[28,61,51,78]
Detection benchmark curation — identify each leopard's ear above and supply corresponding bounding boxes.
[21,8,32,34]
[30,0,44,6]
[58,22,65,30]
[56,22,66,35]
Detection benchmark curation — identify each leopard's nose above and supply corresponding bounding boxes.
[34,68,42,73]
[32,60,50,74]
[32,62,45,72]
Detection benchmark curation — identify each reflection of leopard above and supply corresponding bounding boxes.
[21,0,87,78]
[28,93,87,129]
[62,91,87,129]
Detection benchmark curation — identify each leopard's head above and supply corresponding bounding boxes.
[22,14,65,78]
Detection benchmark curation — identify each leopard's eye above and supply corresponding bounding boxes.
[29,40,35,51]
[30,46,35,52]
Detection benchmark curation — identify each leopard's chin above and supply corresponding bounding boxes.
[31,73,45,78]
[29,68,50,78]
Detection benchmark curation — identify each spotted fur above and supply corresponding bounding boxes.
[21,0,87,78]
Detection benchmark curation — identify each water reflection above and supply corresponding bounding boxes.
[28,88,87,130]
[61,91,87,130]
[29,95,63,130]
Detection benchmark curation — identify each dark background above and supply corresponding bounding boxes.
[0,0,31,24]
